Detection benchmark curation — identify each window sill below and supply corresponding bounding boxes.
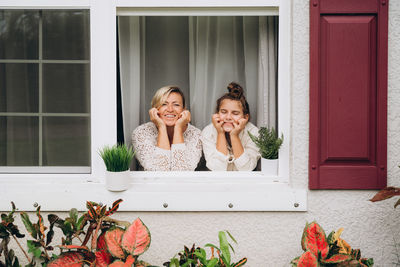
[0,174,307,211]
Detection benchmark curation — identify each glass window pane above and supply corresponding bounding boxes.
[0,10,39,59]
[0,116,38,166]
[0,63,39,112]
[43,64,90,113]
[43,10,90,60]
[42,117,90,166]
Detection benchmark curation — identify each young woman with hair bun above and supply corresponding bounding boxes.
[201,82,261,171]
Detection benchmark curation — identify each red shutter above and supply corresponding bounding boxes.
[309,0,388,189]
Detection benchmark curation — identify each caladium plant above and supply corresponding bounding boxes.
[291,222,373,267]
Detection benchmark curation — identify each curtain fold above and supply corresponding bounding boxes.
[118,16,278,148]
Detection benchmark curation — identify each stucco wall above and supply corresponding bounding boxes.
[3,1,400,266]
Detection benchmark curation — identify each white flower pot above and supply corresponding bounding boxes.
[105,170,130,191]
[261,158,278,176]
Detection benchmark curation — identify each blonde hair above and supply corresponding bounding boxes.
[151,85,185,108]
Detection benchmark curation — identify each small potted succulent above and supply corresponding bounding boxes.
[99,144,135,191]
[248,127,283,176]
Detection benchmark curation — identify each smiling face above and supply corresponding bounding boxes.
[218,99,248,132]
[157,92,184,127]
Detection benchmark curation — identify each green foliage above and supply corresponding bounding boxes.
[0,202,25,267]
[248,127,283,159]
[99,144,135,172]
[164,231,247,267]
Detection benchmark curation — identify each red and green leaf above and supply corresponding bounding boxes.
[94,250,112,267]
[86,201,97,220]
[301,222,328,259]
[291,256,300,266]
[106,199,123,216]
[321,254,351,264]
[370,187,400,202]
[232,257,247,267]
[297,251,319,267]
[121,218,151,256]
[95,232,112,266]
[105,227,125,259]
[47,251,85,267]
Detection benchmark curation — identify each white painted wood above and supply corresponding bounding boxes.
[117,7,278,16]
[0,0,301,211]
[0,0,90,8]
[116,0,280,7]
[0,176,306,211]
[90,0,117,181]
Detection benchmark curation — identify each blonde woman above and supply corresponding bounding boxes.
[132,86,202,171]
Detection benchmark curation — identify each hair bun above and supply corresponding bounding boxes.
[227,82,244,99]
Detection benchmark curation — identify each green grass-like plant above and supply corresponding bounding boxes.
[248,127,283,159]
[99,144,135,172]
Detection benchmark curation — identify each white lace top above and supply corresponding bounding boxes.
[201,122,261,171]
[132,122,202,171]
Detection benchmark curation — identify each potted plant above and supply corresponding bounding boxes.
[248,127,283,176]
[99,144,135,191]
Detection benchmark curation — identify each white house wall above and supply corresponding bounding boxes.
[3,1,400,266]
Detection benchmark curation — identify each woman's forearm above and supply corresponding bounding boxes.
[157,126,170,150]
[216,132,228,155]
[172,125,185,144]
[230,134,244,158]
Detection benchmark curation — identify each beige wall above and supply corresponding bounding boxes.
[4,1,400,266]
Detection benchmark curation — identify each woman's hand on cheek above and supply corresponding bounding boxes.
[230,117,248,136]
[176,110,191,129]
[149,107,165,129]
[212,114,224,134]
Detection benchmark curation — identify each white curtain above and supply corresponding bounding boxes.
[118,16,278,147]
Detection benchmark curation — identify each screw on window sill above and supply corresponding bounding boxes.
[294,203,299,208]
[163,203,168,208]
[228,203,234,208]
[33,202,38,208]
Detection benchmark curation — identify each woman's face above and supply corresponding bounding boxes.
[158,92,184,127]
[218,99,247,132]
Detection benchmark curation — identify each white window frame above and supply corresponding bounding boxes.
[0,0,306,212]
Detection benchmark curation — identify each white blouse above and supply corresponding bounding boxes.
[132,122,202,171]
[201,122,261,171]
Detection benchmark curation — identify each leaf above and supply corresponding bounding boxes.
[27,240,42,258]
[105,227,125,259]
[69,209,78,223]
[204,243,221,253]
[218,231,230,264]
[20,212,37,239]
[370,187,400,202]
[169,258,180,267]
[301,221,328,259]
[35,206,46,240]
[94,250,112,267]
[206,258,218,267]
[297,251,318,267]
[232,258,247,267]
[108,260,125,267]
[394,198,400,208]
[47,252,85,267]
[106,199,123,216]
[321,254,352,264]
[86,201,97,220]
[121,218,151,256]
[351,249,361,260]
[225,230,237,244]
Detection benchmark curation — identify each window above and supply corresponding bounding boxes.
[0,9,90,173]
[0,0,306,212]
[117,15,278,171]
